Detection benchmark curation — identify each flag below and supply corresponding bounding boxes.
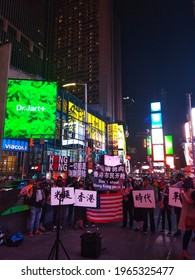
[86,192,123,223]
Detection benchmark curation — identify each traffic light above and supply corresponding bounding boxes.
[29,138,34,147]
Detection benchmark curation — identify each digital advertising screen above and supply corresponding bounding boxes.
[4,79,57,139]
[151,128,164,144]
[152,144,165,161]
[164,135,174,155]
[151,112,162,128]
[150,102,161,112]
[146,136,152,156]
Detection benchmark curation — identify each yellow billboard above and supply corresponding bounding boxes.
[68,101,106,150]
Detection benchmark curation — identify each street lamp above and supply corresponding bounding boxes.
[63,82,88,177]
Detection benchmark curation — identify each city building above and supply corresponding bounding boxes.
[0,0,126,178]
[49,0,123,122]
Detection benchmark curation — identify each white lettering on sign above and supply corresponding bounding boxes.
[49,155,54,163]
[47,155,69,172]
[58,163,68,171]
[49,163,53,171]
[5,144,27,151]
[16,105,45,112]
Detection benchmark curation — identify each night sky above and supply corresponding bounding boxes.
[116,0,195,143]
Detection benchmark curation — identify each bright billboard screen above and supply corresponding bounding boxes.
[150,102,161,112]
[164,135,173,155]
[151,113,162,128]
[152,144,164,161]
[146,136,152,156]
[4,79,57,139]
[151,128,164,144]
[166,156,174,169]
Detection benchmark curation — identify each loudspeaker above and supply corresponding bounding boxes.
[80,231,102,258]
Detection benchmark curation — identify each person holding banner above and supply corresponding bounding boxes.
[73,179,87,230]
[66,177,79,227]
[141,176,156,234]
[172,173,184,237]
[133,179,143,231]
[178,177,195,259]
[158,179,172,235]
[121,176,134,229]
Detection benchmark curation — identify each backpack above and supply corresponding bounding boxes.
[6,232,24,247]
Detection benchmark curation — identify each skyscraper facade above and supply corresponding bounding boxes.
[0,0,125,177]
[0,0,49,78]
[50,0,123,122]
[0,0,123,122]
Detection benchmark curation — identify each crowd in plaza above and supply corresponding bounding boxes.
[6,172,195,260]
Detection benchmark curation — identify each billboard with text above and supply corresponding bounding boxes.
[4,79,57,139]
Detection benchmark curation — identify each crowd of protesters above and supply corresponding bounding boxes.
[120,173,195,259]
[19,175,96,236]
[2,172,195,259]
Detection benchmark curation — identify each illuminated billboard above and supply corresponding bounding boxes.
[68,101,106,150]
[183,142,194,166]
[152,144,164,161]
[62,122,85,146]
[184,122,191,143]
[151,102,161,112]
[107,123,118,156]
[2,138,29,152]
[4,79,57,139]
[146,136,152,156]
[164,135,173,155]
[151,113,162,128]
[192,108,195,137]
[166,156,174,169]
[104,155,120,166]
[151,128,164,144]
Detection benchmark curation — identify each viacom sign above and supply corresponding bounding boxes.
[2,138,29,152]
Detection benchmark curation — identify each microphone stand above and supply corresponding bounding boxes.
[48,186,70,260]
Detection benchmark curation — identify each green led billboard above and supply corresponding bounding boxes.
[146,136,152,156]
[4,79,57,139]
[164,135,174,155]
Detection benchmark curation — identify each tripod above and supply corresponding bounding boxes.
[48,194,70,260]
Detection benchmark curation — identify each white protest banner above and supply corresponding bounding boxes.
[133,189,155,208]
[74,189,97,208]
[168,186,182,207]
[51,187,75,206]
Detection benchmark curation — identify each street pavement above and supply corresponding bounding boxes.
[0,222,195,260]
